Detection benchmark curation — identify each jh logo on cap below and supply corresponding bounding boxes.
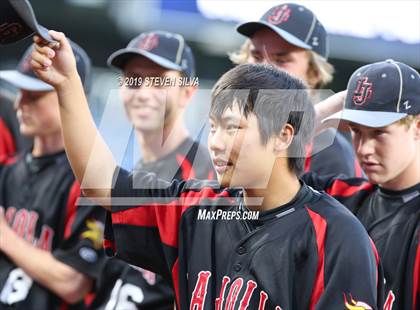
[268,5,291,25]
[138,33,159,51]
[353,77,373,106]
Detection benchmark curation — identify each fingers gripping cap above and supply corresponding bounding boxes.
[0,0,55,45]
[0,39,92,93]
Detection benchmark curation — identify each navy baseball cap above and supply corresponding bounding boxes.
[0,40,92,92]
[0,0,55,45]
[236,3,329,59]
[325,60,420,128]
[108,31,196,78]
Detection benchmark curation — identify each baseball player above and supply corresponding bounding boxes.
[303,59,420,310]
[90,31,214,310]
[31,31,383,309]
[0,94,33,166]
[232,3,362,177]
[0,99,18,165]
[0,42,106,310]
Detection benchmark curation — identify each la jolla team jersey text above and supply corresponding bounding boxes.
[104,168,384,310]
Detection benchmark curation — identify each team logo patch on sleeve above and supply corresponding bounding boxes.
[81,219,104,249]
[344,294,373,310]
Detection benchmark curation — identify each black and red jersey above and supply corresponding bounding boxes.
[0,150,106,310]
[0,99,31,166]
[104,168,383,309]
[92,137,214,310]
[0,117,15,165]
[134,137,215,181]
[302,173,420,310]
[304,129,363,177]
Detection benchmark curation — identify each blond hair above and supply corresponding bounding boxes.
[398,115,419,128]
[229,39,334,88]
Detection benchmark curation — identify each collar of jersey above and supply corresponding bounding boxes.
[25,150,67,173]
[240,181,313,226]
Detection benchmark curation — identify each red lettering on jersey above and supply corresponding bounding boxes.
[26,211,39,244]
[190,271,211,310]
[383,291,395,310]
[258,291,268,310]
[215,276,230,310]
[12,209,28,237]
[225,278,244,310]
[37,226,54,251]
[238,280,257,310]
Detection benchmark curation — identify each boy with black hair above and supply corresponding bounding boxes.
[31,31,383,309]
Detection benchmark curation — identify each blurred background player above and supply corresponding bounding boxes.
[0,41,106,310]
[90,31,214,310]
[305,59,420,310]
[231,2,361,177]
[0,94,31,165]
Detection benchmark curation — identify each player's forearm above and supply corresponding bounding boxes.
[314,90,346,134]
[0,224,92,304]
[56,73,115,205]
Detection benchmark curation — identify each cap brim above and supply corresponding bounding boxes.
[107,48,183,72]
[0,70,54,91]
[9,0,55,43]
[322,109,407,128]
[236,21,312,50]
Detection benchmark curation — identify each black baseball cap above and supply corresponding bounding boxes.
[324,60,420,128]
[236,3,329,59]
[0,0,55,45]
[0,40,92,92]
[108,30,195,78]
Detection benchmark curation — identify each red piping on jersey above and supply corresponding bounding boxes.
[172,258,180,309]
[112,188,230,248]
[369,238,380,286]
[64,181,81,239]
[0,118,16,164]
[326,179,373,197]
[176,154,195,180]
[412,232,420,310]
[306,207,327,310]
[304,142,314,173]
[103,239,116,253]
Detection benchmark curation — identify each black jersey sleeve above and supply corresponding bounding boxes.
[53,182,107,280]
[302,172,374,211]
[306,200,384,309]
[104,167,227,276]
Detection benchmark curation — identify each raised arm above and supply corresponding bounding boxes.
[314,90,347,135]
[31,31,115,207]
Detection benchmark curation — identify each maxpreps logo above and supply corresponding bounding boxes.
[344,294,373,310]
[267,5,291,25]
[352,77,373,106]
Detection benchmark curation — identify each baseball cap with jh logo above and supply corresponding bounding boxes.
[236,3,329,59]
[324,60,420,128]
[108,30,195,78]
[0,0,55,45]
